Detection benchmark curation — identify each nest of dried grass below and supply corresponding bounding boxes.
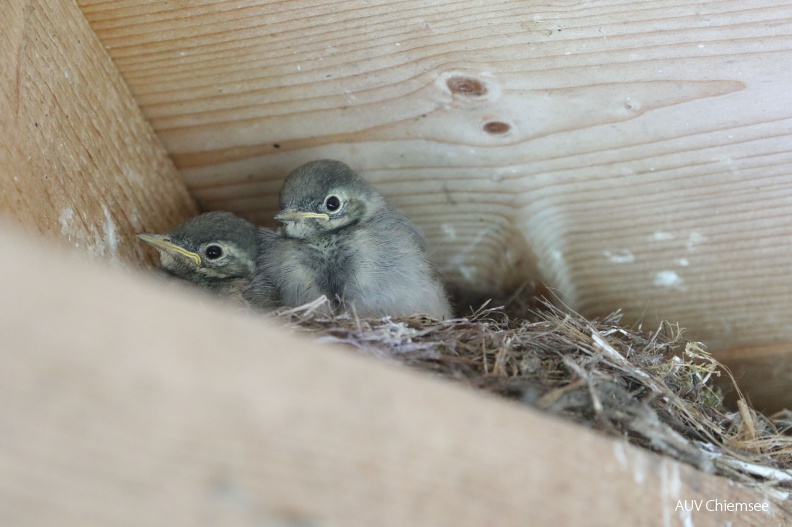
[275,296,792,498]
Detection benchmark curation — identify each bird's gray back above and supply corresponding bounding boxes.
[342,209,451,318]
[255,233,326,309]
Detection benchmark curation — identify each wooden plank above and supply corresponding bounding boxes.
[77,0,792,352]
[0,221,789,527]
[0,0,196,267]
[717,343,792,414]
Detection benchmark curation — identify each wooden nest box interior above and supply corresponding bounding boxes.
[2,1,792,525]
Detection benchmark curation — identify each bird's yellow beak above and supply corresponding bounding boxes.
[136,233,202,266]
[274,210,330,222]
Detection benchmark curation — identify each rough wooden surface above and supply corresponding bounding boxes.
[78,0,792,362]
[0,0,196,267]
[0,222,789,527]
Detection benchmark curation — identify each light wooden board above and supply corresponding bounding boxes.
[0,221,789,527]
[0,0,196,267]
[78,1,792,404]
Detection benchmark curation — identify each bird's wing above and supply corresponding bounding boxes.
[381,209,427,252]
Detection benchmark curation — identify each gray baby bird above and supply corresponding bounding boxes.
[137,211,278,309]
[258,159,452,319]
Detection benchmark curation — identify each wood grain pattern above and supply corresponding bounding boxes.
[0,221,789,527]
[0,0,196,268]
[79,0,792,400]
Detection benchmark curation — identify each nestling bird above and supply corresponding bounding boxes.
[137,211,278,309]
[257,159,452,319]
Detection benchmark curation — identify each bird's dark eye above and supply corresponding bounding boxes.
[205,245,223,259]
[325,195,341,212]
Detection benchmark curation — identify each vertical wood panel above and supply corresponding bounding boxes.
[0,0,196,267]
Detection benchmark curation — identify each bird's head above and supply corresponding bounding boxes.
[275,159,386,239]
[137,211,258,284]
